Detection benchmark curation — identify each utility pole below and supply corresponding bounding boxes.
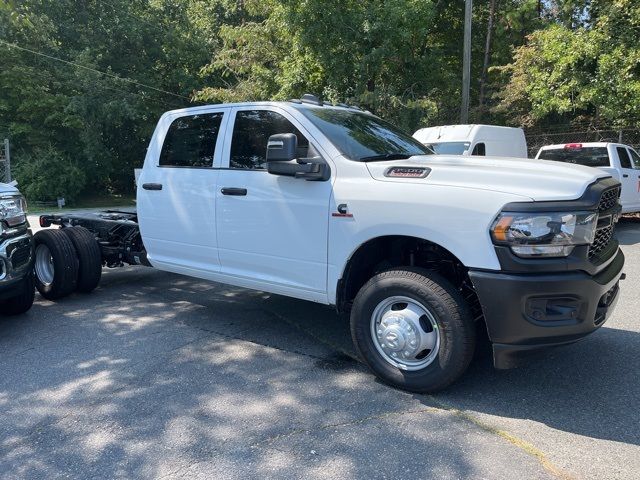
[2,139,10,182]
[461,0,473,124]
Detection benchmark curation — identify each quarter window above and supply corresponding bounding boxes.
[159,113,223,168]
[230,110,308,170]
[471,143,486,156]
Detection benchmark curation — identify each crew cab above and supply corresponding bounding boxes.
[0,184,34,316]
[536,142,640,213]
[36,95,625,392]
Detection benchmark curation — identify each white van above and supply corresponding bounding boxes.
[413,124,528,158]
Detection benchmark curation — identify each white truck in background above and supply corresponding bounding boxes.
[413,124,528,158]
[536,143,640,214]
[0,184,34,315]
[34,95,624,392]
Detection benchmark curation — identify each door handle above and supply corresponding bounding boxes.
[142,183,163,190]
[623,174,629,178]
[221,187,247,196]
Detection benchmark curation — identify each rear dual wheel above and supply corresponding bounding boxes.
[34,227,101,300]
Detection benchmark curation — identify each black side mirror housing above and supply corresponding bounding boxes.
[266,133,297,162]
[266,133,330,181]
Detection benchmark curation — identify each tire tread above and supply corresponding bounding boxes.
[62,227,102,293]
[34,229,79,300]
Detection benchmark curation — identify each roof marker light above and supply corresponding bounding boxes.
[564,143,583,150]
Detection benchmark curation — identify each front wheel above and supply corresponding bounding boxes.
[350,268,476,393]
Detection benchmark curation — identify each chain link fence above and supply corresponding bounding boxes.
[525,128,640,158]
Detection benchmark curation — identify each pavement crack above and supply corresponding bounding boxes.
[424,395,575,480]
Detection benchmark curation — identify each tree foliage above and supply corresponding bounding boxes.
[496,0,640,127]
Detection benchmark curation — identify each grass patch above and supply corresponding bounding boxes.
[28,193,136,214]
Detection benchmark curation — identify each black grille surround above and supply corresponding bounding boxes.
[588,186,621,262]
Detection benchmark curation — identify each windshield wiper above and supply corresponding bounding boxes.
[359,153,413,162]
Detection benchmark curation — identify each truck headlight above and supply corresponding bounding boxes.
[0,195,27,227]
[490,211,598,258]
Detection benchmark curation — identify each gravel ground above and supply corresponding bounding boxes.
[0,215,637,479]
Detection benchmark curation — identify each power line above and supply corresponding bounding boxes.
[0,39,192,101]
[6,66,186,110]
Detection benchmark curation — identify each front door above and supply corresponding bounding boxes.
[137,109,228,273]
[615,146,640,212]
[215,107,332,300]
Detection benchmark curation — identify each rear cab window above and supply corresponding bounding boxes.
[538,147,611,167]
[159,113,224,168]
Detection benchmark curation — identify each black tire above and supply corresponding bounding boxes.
[0,272,35,315]
[350,268,476,393]
[62,226,102,293]
[34,229,78,300]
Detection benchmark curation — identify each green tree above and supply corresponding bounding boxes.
[495,0,640,127]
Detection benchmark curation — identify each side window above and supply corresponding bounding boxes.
[159,113,223,168]
[471,142,486,156]
[616,147,632,169]
[628,148,640,169]
[230,110,309,170]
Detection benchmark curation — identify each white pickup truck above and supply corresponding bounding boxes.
[36,95,625,392]
[536,142,640,213]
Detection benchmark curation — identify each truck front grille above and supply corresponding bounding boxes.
[588,186,621,261]
[11,244,31,269]
[598,186,620,212]
[589,224,614,260]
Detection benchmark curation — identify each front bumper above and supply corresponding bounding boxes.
[0,231,34,300]
[469,248,624,369]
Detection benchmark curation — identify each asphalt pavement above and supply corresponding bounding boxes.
[0,216,638,479]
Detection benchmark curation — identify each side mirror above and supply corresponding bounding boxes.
[266,134,330,181]
[266,133,297,162]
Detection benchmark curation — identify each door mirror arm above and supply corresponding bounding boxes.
[266,134,330,181]
[294,156,330,181]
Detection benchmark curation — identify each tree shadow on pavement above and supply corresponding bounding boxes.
[0,268,553,479]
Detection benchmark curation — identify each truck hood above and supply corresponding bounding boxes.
[0,182,20,195]
[365,155,611,202]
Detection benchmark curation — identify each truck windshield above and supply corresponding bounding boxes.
[538,147,610,167]
[299,108,433,161]
[424,142,471,155]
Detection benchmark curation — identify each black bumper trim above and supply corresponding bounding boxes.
[469,248,624,368]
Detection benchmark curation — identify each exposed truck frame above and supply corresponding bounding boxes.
[40,211,148,268]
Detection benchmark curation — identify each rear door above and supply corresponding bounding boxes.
[137,108,229,273]
[215,107,332,300]
[614,146,639,212]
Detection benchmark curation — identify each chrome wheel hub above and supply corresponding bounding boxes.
[35,244,54,286]
[370,296,440,371]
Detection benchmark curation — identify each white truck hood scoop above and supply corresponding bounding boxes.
[365,155,612,202]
